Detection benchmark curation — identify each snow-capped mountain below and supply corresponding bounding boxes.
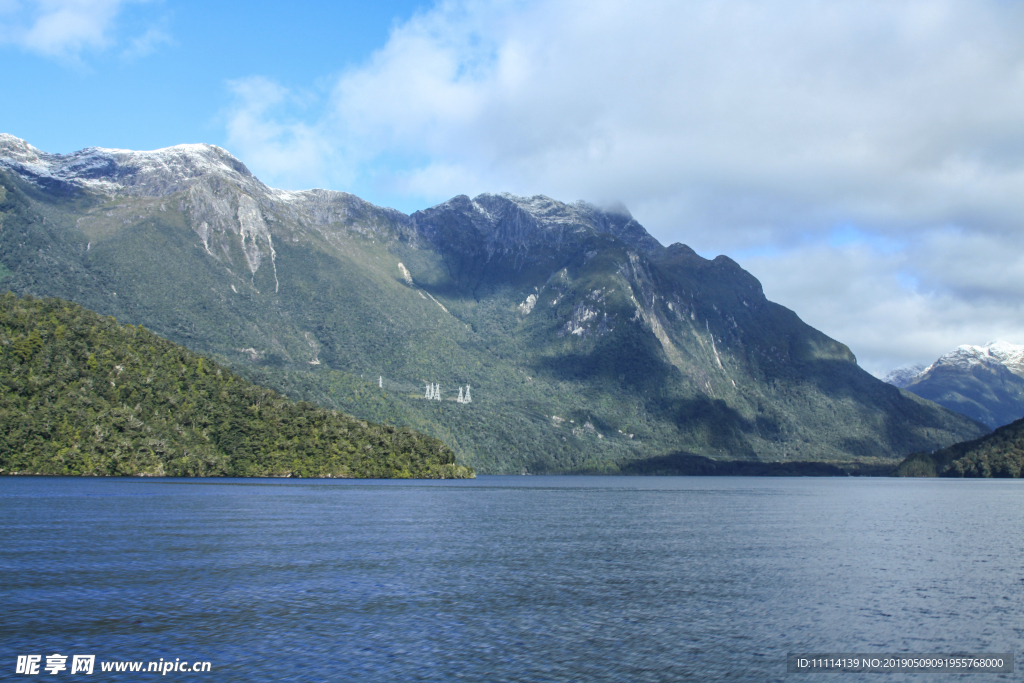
[886,341,1024,428]
[924,341,1024,377]
[0,133,405,239]
[882,364,925,388]
[0,133,267,198]
[0,134,989,470]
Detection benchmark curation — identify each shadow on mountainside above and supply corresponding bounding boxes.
[616,452,896,476]
[788,357,989,449]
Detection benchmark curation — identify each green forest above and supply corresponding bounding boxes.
[895,415,1024,477]
[0,293,473,478]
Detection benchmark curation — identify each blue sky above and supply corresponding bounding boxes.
[4,0,1024,374]
[0,0,428,153]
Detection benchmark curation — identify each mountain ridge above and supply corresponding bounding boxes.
[884,341,1024,428]
[0,134,988,472]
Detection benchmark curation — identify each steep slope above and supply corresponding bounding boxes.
[406,193,987,465]
[0,135,987,472]
[885,342,1024,428]
[896,416,1024,477]
[0,293,472,478]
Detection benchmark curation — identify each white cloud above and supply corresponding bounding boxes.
[0,0,158,59]
[223,77,338,192]
[740,229,1024,376]
[121,25,169,60]
[2,0,123,57]
[222,0,1024,371]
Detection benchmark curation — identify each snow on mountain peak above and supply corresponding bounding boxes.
[453,192,662,254]
[0,134,263,198]
[882,364,925,388]
[472,192,590,226]
[883,340,1024,387]
[925,340,1024,377]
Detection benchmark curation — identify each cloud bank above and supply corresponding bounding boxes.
[224,0,1024,373]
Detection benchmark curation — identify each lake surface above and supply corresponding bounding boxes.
[1,476,1021,681]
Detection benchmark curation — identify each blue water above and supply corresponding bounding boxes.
[1,476,1021,681]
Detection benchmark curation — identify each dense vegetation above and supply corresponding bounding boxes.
[0,293,473,478]
[895,416,1024,477]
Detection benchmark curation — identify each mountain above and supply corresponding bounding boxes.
[896,415,1024,477]
[0,292,472,478]
[0,134,988,473]
[885,341,1024,428]
[881,364,925,389]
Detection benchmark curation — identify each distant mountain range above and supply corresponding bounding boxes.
[884,341,1024,429]
[0,134,987,473]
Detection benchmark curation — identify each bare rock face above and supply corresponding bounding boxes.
[0,135,990,472]
[412,192,657,258]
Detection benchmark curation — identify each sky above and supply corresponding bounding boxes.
[3,0,1024,376]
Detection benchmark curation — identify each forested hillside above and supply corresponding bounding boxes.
[896,416,1024,478]
[0,293,473,478]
